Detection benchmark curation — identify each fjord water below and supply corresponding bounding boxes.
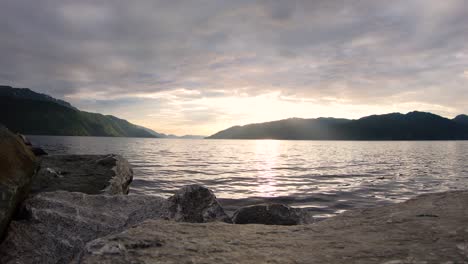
[29,136,468,218]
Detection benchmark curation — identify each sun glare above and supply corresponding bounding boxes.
[254,140,281,197]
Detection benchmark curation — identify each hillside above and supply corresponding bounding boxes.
[0,86,161,138]
[0,85,76,110]
[453,114,468,126]
[207,112,468,140]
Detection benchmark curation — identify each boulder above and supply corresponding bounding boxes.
[167,184,231,223]
[0,185,232,263]
[30,154,133,195]
[16,134,32,146]
[16,134,48,156]
[76,191,468,264]
[0,191,168,264]
[232,203,312,225]
[0,126,36,240]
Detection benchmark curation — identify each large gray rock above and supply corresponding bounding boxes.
[0,185,232,263]
[167,184,231,223]
[31,154,133,195]
[0,191,168,264]
[77,191,468,264]
[0,126,37,240]
[232,203,312,225]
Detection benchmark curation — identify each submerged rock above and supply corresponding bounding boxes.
[167,184,231,223]
[232,203,312,225]
[77,190,468,264]
[0,191,168,264]
[30,154,133,195]
[0,126,37,240]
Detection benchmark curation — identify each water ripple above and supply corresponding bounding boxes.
[28,136,468,218]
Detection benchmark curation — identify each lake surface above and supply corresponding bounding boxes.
[28,136,468,218]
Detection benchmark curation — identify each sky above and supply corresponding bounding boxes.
[1,0,467,136]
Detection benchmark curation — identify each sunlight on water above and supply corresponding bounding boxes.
[254,140,280,197]
[28,136,468,218]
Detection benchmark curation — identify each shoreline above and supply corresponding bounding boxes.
[3,152,468,262]
[77,190,468,263]
[1,129,467,263]
[27,134,468,141]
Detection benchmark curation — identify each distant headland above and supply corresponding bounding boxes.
[208,112,468,140]
[0,85,202,139]
[2,85,468,140]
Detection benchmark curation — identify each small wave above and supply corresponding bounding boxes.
[30,136,468,220]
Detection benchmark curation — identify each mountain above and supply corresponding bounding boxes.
[453,114,468,126]
[177,135,205,139]
[135,125,167,138]
[0,85,77,110]
[0,86,162,138]
[134,125,205,139]
[157,134,205,139]
[207,111,468,140]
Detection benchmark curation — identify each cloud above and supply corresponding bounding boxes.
[0,0,467,134]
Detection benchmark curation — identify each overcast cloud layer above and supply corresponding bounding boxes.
[1,0,467,135]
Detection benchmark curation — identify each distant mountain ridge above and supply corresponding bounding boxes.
[0,86,162,138]
[135,125,205,139]
[135,125,167,138]
[0,85,77,110]
[453,114,468,126]
[164,134,205,139]
[208,112,468,140]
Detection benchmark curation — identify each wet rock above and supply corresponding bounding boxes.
[16,134,48,156]
[77,191,468,264]
[0,191,168,264]
[30,154,133,195]
[30,147,48,156]
[232,203,312,225]
[16,134,32,146]
[167,184,231,223]
[0,126,37,240]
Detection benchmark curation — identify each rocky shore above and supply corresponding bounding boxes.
[1,125,467,263]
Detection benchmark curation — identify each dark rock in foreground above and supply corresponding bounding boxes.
[167,185,231,223]
[77,191,468,264]
[16,134,32,146]
[232,203,312,225]
[31,155,133,195]
[0,184,233,263]
[0,191,168,264]
[16,134,48,156]
[0,126,37,240]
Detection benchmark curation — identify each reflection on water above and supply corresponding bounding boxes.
[255,140,280,197]
[28,136,468,218]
